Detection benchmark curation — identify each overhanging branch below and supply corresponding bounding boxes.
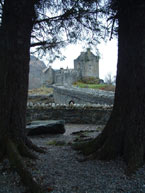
[30,41,47,47]
[30,40,66,48]
[34,7,96,25]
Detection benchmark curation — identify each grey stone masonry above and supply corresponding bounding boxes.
[27,104,112,124]
[74,48,99,79]
[43,48,100,86]
[53,86,114,105]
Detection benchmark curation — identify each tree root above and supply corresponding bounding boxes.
[18,141,38,159]
[72,127,145,175]
[6,139,44,193]
[0,145,6,162]
[74,138,121,162]
[124,140,144,175]
[72,139,96,155]
[25,138,46,153]
[72,133,106,156]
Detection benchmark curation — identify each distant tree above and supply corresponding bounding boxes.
[104,73,116,85]
[73,0,145,174]
[0,0,104,192]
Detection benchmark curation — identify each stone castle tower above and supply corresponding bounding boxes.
[43,48,100,86]
[74,48,99,79]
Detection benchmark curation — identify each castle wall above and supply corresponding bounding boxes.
[74,49,99,79]
[82,58,99,78]
[54,69,80,86]
[54,69,64,85]
[43,49,100,86]
[43,66,54,85]
[63,70,80,85]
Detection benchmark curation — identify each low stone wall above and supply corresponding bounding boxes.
[53,86,114,105]
[27,104,112,125]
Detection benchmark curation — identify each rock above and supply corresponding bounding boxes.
[41,103,45,107]
[52,103,55,107]
[29,102,33,107]
[26,120,65,136]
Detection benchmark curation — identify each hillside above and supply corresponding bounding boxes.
[29,56,46,89]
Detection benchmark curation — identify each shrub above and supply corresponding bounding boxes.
[82,77,100,84]
[73,81,115,91]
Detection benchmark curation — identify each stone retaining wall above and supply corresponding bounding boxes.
[27,105,112,124]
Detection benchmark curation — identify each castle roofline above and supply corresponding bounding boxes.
[43,66,54,73]
[74,48,99,62]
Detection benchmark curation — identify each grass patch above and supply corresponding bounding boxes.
[73,81,115,91]
[28,86,53,95]
[46,140,66,146]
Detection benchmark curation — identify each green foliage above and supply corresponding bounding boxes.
[81,77,100,84]
[73,81,115,91]
[46,140,66,146]
[74,81,105,89]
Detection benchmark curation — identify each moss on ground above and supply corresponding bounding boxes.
[46,140,67,146]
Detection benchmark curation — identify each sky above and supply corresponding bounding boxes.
[44,38,118,80]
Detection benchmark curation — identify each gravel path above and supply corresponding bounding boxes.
[0,124,145,193]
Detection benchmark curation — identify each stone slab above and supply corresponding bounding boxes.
[26,120,65,136]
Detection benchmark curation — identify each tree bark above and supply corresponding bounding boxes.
[0,0,44,192]
[73,0,145,173]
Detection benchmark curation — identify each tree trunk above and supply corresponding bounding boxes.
[73,0,145,173]
[0,1,44,192]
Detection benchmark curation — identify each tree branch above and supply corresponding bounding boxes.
[34,7,81,25]
[30,41,47,47]
[0,0,3,9]
[30,40,65,48]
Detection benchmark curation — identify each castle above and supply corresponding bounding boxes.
[42,48,100,86]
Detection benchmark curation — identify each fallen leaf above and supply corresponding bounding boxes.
[47,187,53,192]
